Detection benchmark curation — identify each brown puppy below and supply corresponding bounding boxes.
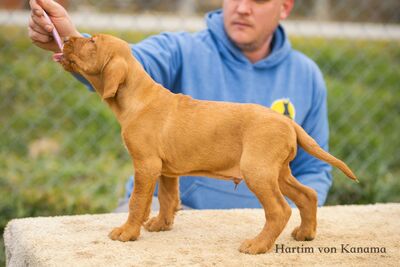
[61,34,357,254]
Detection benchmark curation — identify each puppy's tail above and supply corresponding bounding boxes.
[292,121,358,182]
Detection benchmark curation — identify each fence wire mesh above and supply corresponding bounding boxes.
[0,0,399,225]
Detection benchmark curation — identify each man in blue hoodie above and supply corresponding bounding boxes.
[29,0,332,209]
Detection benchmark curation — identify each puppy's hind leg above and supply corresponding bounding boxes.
[144,176,181,232]
[279,164,318,241]
[239,161,292,254]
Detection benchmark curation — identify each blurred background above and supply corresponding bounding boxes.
[1,0,399,263]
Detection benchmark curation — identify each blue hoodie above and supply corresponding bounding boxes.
[81,10,332,207]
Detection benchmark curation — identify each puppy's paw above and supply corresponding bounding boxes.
[239,238,271,254]
[108,223,140,242]
[144,216,173,232]
[291,226,315,241]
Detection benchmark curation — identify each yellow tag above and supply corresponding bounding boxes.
[271,99,296,120]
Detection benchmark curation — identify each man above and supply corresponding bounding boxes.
[29,0,332,209]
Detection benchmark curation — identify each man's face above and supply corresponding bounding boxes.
[223,0,293,52]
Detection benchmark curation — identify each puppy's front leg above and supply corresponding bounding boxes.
[145,176,180,232]
[109,159,161,241]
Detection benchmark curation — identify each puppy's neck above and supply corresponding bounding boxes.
[104,58,173,124]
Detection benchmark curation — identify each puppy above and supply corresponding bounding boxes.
[60,34,357,254]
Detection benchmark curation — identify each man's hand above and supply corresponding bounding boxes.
[28,0,80,52]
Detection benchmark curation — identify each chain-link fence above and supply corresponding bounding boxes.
[1,1,399,253]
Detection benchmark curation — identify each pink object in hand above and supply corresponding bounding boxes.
[42,10,63,62]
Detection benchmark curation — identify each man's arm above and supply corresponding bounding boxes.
[131,33,184,90]
[290,67,332,206]
[29,0,183,91]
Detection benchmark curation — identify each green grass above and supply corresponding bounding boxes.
[292,37,400,204]
[1,26,399,264]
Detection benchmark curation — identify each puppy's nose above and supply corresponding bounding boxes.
[63,36,70,44]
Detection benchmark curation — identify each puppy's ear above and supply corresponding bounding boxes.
[101,57,128,99]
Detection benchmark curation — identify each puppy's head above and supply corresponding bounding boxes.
[61,34,130,99]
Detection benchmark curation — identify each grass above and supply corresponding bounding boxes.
[0,26,399,264]
[292,37,400,204]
